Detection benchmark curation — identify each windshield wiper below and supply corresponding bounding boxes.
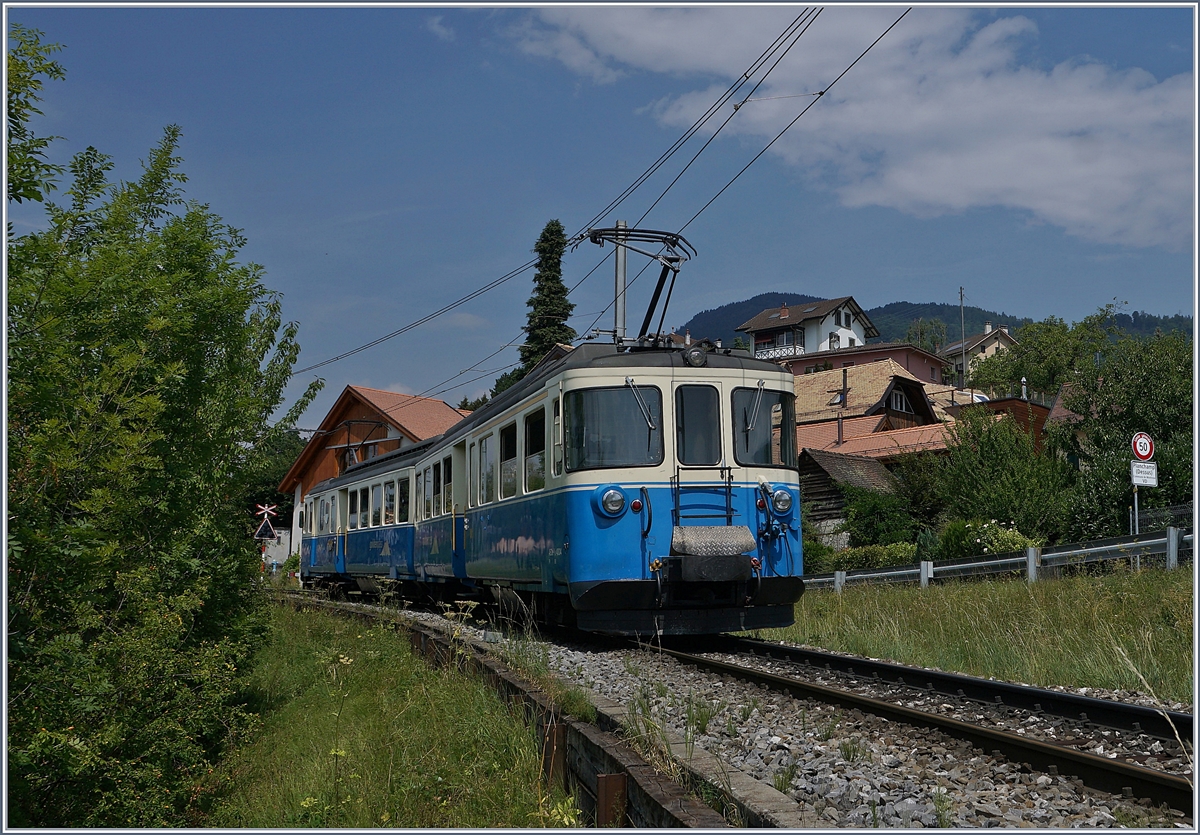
[625,376,657,431]
[745,379,766,432]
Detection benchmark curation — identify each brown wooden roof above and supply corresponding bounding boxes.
[801,448,898,493]
[736,296,879,338]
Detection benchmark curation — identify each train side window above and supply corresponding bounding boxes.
[468,442,477,508]
[358,487,369,529]
[397,476,411,523]
[553,399,563,476]
[371,484,382,526]
[424,466,433,518]
[525,410,546,492]
[383,481,395,525]
[319,498,329,534]
[499,423,518,499]
[433,462,442,516]
[415,470,425,521]
[348,490,359,530]
[443,456,453,513]
[479,435,496,504]
[676,385,721,466]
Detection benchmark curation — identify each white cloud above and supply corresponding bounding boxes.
[426,15,455,42]
[514,8,1194,250]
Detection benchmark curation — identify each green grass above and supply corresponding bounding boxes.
[765,567,1193,704]
[205,605,577,827]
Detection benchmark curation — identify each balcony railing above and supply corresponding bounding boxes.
[754,344,805,360]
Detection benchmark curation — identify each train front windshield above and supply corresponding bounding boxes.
[565,385,664,471]
[733,387,796,467]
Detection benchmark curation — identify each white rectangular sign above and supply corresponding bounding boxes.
[1131,460,1158,487]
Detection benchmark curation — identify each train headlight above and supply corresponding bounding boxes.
[771,488,794,516]
[601,488,626,516]
[683,345,708,368]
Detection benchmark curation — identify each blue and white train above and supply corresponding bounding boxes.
[298,340,804,635]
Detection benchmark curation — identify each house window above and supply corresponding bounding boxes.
[828,333,840,350]
[778,330,792,346]
[930,367,938,381]
[499,423,518,499]
[525,410,546,493]
[848,337,856,347]
[844,311,852,328]
[890,390,914,414]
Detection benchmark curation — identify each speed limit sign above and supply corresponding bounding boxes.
[1131,432,1155,461]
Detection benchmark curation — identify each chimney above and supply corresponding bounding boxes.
[780,304,789,319]
[685,328,691,346]
[999,324,1009,335]
[984,321,992,334]
[837,412,843,446]
[841,368,848,406]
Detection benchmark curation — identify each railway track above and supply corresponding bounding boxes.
[659,640,1193,814]
[712,636,1194,741]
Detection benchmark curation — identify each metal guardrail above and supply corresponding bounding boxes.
[805,527,1192,590]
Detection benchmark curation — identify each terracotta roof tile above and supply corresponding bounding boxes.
[817,422,954,460]
[794,415,883,449]
[347,385,466,440]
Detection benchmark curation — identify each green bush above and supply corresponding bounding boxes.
[839,486,915,547]
[940,519,1041,560]
[804,542,917,574]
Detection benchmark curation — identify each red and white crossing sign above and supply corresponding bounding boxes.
[1131,432,1155,462]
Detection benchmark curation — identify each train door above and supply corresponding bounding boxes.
[672,381,732,527]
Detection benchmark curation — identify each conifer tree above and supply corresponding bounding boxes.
[492,219,575,395]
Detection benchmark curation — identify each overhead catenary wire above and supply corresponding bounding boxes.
[678,7,912,236]
[289,11,813,380]
[572,8,910,341]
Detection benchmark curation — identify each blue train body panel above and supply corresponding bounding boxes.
[345,525,416,577]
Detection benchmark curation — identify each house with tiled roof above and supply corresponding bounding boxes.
[278,385,467,548]
[793,359,939,428]
[942,321,1018,386]
[737,297,878,362]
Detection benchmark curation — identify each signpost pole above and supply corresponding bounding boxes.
[1133,486,1139,536]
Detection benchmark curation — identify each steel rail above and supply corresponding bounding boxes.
[718,637,1194,743]
[658,646,1194,813]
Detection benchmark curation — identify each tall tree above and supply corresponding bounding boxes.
[971,307,1119,397]
[1053,331,1193,540]
[905,317,948,354]
[7,25,65,203]
[492,219,575,395]
[936,407,1076,544]
[7,30,321,826]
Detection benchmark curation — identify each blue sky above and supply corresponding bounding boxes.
[7,5,1195,428]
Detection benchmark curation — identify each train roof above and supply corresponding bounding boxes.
[311,341,790,491]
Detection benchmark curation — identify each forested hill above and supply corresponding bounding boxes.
[677,293,1192,347]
